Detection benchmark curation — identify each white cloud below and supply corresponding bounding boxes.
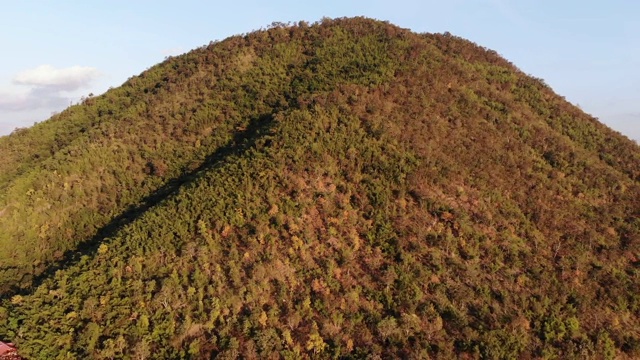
[0,90,28,111]
[13,65,99,91]
[0,65,99,114]
[0,88,70,111]
[161,47,185,57]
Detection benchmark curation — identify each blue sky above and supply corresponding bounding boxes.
[1,1,638,140]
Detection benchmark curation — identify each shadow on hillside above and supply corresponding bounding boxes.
[3,113,274,299]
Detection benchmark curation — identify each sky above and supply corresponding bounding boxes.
[1,1,638,141]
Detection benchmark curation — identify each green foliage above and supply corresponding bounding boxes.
[0,17,638,359]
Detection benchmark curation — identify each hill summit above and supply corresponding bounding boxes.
[0,17,639,359]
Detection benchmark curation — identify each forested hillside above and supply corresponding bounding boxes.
[0,17,638,359]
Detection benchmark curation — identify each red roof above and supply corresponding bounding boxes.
[0,342,16,356]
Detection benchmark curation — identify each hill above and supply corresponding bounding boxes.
[0,17,639,359]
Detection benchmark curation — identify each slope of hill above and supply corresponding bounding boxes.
[0,17,638,359]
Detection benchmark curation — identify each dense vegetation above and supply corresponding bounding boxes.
[0,17,638,359]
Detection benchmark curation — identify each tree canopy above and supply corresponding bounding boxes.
[0,17,638,359]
